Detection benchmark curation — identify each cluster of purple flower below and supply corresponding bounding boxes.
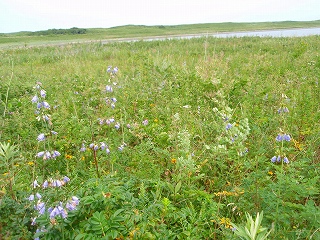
[80,141,127,153]
[105,97,117,109]
[98,117,136,131]
[36,131,58,142]
[105,83,118,111]
[271,100,291,164]
[270,133,291,164]
[80,142,111,154]
[106,85,113,93]
[80,65,130,172]
[49,203,68,219]
[277,107,289,114]
[32,83,61,161]
[102,67,123,147]
[29,176,79,234]
[37,133,46,141]
[36,150,61,160]
[49,196,80,219]
[107,66,119,75]
[118,143,127,151]
[97,117,119,127]
[105,66,120,112]
[65,196,80,211]
[275,133,291,142]
[226,123,233,130]
[29,83,79,238]
[239,148,249,156]
[271,156,290,164]
[28,194,79,225]
[29,197,44,224]
[142,119,149,126]
[33,176,70,189]
[221,114,241,144]
[31,83,51,114]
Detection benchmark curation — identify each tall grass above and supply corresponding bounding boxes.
[0,35,319,239]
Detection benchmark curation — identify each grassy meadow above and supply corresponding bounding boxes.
[0,33,320,239]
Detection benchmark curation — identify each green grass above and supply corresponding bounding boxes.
[1,20,320,48]
[0,34,319,239]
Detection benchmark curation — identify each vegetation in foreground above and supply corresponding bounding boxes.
[0,35,319,239]
[1,20,320,48]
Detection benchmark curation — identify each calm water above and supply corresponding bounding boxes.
[212,27,320,38]
[143,27,320,42]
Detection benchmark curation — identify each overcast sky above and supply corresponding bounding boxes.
[1,0,319,33]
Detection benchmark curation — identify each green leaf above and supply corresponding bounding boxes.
[75,233,86,240]
[175,181,182,194]
[113,208,125,217]
[107,230,119,239]
[82,196,95,205]
[166,182,174,194]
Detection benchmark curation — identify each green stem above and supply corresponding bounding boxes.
[62,220,65,240]
[1,61,14,139]
[2,60,14,119]
[71,97,79,121]
[93,149,100,178]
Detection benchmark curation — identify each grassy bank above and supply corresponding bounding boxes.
[0,35,319,239]
[1,20,320,48]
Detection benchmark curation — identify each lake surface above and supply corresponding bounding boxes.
[212,27,320,38]
[143,27,320,42]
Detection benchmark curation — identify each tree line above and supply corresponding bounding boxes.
[28,27,87,36]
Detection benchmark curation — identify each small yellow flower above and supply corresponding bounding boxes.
[214,189,244,197]
[214,191,230,197]
[154,118,158,123]
[65,154,73,159]
[171,158,177,164]
[81,156,85,161]
[268,171,274,175]
[219,217,232,228]
[292,138,303,151]
[129,227,140,238]
[27,161,34,166]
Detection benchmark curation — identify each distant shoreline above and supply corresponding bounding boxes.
[1,21,320,49]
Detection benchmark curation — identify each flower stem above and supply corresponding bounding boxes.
[93,149,100,178]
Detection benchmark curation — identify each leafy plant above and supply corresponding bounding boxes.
[0,141,19,199]
[231,211,272,240]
